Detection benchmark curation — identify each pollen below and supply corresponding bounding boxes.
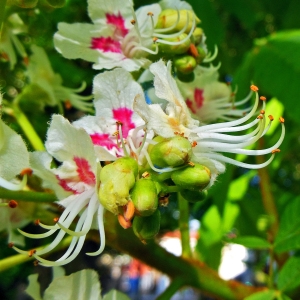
[112,131,119,137]
[187,161,195,167]
[20,168,33,176]
[152,37,158,43]
[257,115,263,119]
[53,217,59,223]
[8,200,18,208]
[260,96,266,101]
[250,85,259,92]
[147,12,154,16]
[260,110,265,114]
[268,115,274,121]
[279,117,285,123]
[64,100,72,110]
[116,121,123,126]
[272,149,281,154]
[34,219,40,226]
[191,141,198,147]
[130,19,136,25]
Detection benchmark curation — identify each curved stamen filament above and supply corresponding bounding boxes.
[203,45,218,63]
[0,175,27,191]
[154,10,181,33]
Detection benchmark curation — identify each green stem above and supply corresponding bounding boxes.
[156,277,184,300]
[11,103,45,151]
[178,193,192,259]
[156,172,172,182]
[0,188,57,202]
[161,185,181,194]
[0,0,7,39]
[268,247,275,289]
[0,236,72,273]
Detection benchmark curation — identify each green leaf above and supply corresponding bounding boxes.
[244,290,277,300]
[44,269,102,300]
[103,290,130,300]
[278,255,300,292]
[274,196,300,253]
[238,30,300,124]
[226,236,271,249]
[25,274,42,300]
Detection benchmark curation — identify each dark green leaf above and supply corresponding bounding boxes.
[274,196,300,253]
[278,256,300,292]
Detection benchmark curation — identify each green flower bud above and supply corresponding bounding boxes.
[132,209,161,241]
[171,163,211,191]
[156,9,200,34]
[149,136,193,168]
[174,55,197,74]
[180,189,208,203]
[192,27,204,45]
[99,157,138,215]
[158,33,191,55]
[195,46,207,64]
[131,179,158,216]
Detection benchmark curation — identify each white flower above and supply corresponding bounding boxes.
[54,0,199,71]
[176,64,252,123]
[134,60,285,186]
[12,115,105,266]
[27,45,93,113]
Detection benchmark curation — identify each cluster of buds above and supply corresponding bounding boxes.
[99,136,210,242]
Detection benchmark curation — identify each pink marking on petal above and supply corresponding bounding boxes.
[194,88,204,109]
[106,12,128,37]
[91,37,122,53]
[90,133,118,150]
[113,107,135,138]
[74,157,96,186]
[186,98,196,114]
[56,175,78,194]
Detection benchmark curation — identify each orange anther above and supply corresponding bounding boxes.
[20,168,33,176]
[147,12,154,16]
[8,242,14,248]
[28,249,36,257]
[8,200,18,208]
[189,44,199,58]
[34,219,40,226]
[118,214,132,229]
[130,19,136,25]
[112,131,119,137]
[271,149,280,154]
[279,117,285,123]
[260,96,266,101]
[152,37,158,42]
[142,171,150,178]
[187,161,195,167]
[64,100,72,110]
[257,115,263,119]
[191,141,198,147]
[124,201,135,221]
[250,85,259,92]
[53,217,59,223]
[33,260,39,266]
[260,110,265,114]
[268,115,274,121]
[116,121,123,126]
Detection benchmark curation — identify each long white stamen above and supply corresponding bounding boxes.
[86,205,105,256]
[0,175,27,191]
[154,10,181,33]
[203,45,218,63]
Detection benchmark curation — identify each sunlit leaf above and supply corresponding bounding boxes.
[225,236,271,249]
[44,269,102,300]
[278,255,300,292]
[103,290,130,300]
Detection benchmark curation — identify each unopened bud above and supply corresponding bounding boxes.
[174,55,197,74]
[149,136,193,168]
[171,163,211,191]
[131,179,158,216]
[132,209,161,241]
[180,189,207,203]
[156,9,200,34]
[158,33,191,55]
[99,157,138,214]
[192,27,204,45]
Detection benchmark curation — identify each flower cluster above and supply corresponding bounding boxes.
[1,0,285,268]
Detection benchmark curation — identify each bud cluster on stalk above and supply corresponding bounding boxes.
[98,136,210,243]
[154,9,207,79]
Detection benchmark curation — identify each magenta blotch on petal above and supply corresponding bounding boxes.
[91,37,122,53]
[113,107,135,138]
[106,13,128,37]
[74,157,96,185]
[90,133,119,150]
